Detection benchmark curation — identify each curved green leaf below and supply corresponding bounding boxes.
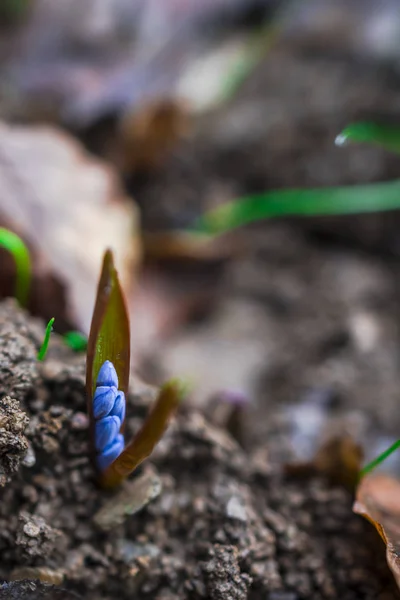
[0,227,31,306]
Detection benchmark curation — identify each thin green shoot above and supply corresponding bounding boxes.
[336,122,400,155]
[37,318,55,361]
[0,228,31,306]
[359,439,400,480]
[64,331,88,353]
[195,179,400,236]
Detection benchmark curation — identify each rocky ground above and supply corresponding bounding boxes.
[0,299,398,599]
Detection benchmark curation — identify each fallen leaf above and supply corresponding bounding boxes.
[0,121,140,332]
[354,473,400,589]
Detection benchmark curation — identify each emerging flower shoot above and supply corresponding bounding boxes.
[0,227,31,306]
[87,249,183,488]
[37,317,55,361]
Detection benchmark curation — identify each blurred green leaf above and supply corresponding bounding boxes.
[0,228,31,306]
[195,180,400,235]
[336,122,400,154]
[102,379,183,488]
[86,250,130,464]
[37,318,55,361]
[64,331,88,353]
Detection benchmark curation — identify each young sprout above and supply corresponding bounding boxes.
[86,250,183,488]
[0,227,31,306]
[37,317,55,361]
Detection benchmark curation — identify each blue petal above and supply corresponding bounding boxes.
[93,386,118,419]
[95,415,121,451]
[96,360,118,388]
[96,434,124,471]
[110,391,126,423]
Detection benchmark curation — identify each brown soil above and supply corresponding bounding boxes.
[0,299,398,600]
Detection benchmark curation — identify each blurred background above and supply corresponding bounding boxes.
[2,0,400,470]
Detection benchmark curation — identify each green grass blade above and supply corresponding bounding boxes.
[336,122,400,154]
[195,179,400,235]
[0,228,31,306]
[37,318,55,361]
[359,439,400,480]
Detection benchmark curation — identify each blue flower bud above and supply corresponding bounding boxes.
[95,415,121,451]
[96,434,124,471]
[93,386,118,420]
[110,391,126,424]
[96,360,118,388]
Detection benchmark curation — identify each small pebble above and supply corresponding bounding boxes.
[70,412,89,431]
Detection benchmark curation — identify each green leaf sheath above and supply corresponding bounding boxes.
[336,122,400,154]
[195,180,400,235]
[0,228,31,306]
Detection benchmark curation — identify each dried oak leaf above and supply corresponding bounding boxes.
[354,473,400,589]
[0,121,140,332]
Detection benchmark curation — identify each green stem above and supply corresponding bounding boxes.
[37,318,55,361]
[359,439,400,479]
[0,228,31,306]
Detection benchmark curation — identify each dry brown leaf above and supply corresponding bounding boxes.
[0,121,140,331]
[354,474,400,589]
